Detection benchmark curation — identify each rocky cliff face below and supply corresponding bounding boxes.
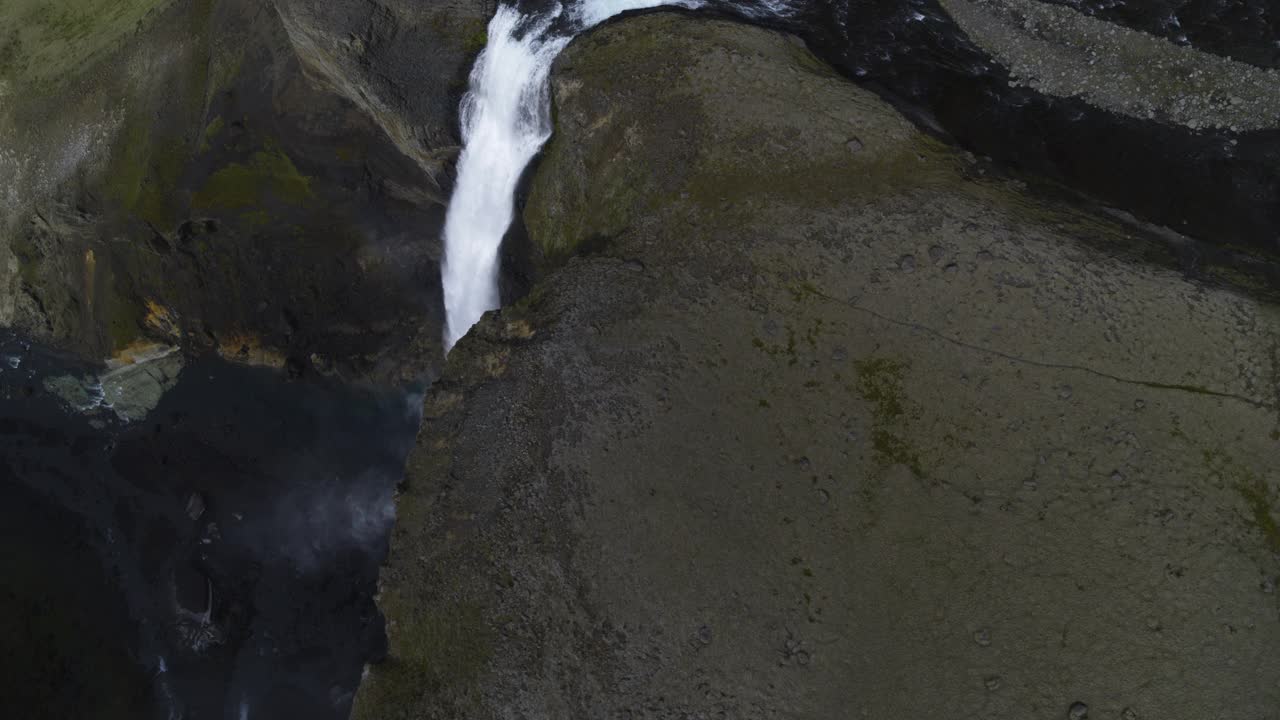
[8,1,1277,390]
[358,13,1280,719]
[0,0,489,383]
[0,3,480,716]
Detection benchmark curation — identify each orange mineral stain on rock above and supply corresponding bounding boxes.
[216,334,288,369]
[144,300,181,340]
[503,318,535,340]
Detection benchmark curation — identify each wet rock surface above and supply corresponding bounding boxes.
[359,14,1280,719]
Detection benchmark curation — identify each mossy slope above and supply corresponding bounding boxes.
[363,13,1280,719]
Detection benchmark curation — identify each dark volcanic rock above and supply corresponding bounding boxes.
[1036,0,1280,68]
[796,0,1280,254]
[1,0,490,384]
[358,13,1280,719]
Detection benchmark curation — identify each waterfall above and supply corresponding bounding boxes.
[440,0,792,351]
[440,6,571,351]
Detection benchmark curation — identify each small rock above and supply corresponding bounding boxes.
[898,255,916,273]
[973,628,992,646]
[1133,399,1146,410]
[1058,385,1073,400]
[943,263,959,274]
[1145,617,1162,631]
[185,493,206,521]
[795,650,811,666]
[815,488,830,505]
[976,250,995,262]
[928,245,946,262]
[1122,708,1138,720]
[984,676,1001,691]
[696,625,713,645]
[1110,470,1125,483]
[623,259,645,272]
[1261,577,1276,594]
[1068,701,1088,720]
[846,137,865,153]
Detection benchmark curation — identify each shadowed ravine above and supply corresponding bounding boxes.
[0,330,420,720]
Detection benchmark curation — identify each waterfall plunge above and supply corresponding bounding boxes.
[440,6,571,351]
[440,0,800,351]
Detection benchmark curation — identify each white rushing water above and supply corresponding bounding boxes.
[440,0,794,351]
[440,6,571,350]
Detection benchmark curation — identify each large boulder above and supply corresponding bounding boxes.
[359,12,1280,719]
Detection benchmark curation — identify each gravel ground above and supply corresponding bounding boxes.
[939,0,1280,132]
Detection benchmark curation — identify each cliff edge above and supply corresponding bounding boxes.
[358,13,1280,720]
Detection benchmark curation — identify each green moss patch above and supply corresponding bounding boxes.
[0,0,172,91]
[853,357,925,477]
[853,358,910,422]
[462,19,489,56]
[354,593,493,719]
[200,115,224,152]
[1204,448,1279,556]
[103,107,194,229]
[687,134,956,213]
[192,148,314,212]
[1238,478,1280,555]
[395,602,492,684]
